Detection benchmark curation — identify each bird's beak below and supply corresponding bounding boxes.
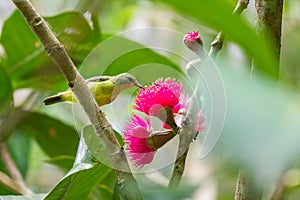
[135,82,144,89]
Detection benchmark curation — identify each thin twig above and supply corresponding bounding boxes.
[11,0,142,199]
[168,149,188,188]
[234,171,262,200]
[168,0,250,189]
[0,171,29,195]
[0,142,33,195]
[168,86,199,188]
[208,32,224,58]
[234,0,250,15]
[208,0,249,58]
[270,178,285,200]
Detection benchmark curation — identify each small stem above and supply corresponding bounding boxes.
[234,171,262,200]
[168,149,188,188]
[234,171,250,200]
[0,142,33,195]
[208,0,249,58]
[234,0,250,15]
[208,32,224,58]
[270,177,285,200]
[0,171,28,195]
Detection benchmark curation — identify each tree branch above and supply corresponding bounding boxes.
[208,0,249,58]
[11,0,142,199]
[254,0,284,197]
[254,0,283,78]
[0,142,33,195]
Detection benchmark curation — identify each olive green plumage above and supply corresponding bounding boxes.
[43,73,143,106]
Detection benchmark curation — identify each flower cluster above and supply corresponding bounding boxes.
[123,77,206,168]
[134,78,182,116]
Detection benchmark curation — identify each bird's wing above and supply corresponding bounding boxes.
[87,76,111,82]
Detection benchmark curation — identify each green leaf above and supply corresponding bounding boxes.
[44,132,114,200]
[0,11,38,68]
[0,66,13,117]
[115,130,124,147]
[45,12,101,64]
[44,156,75,172]
[80,34,184,83]
[7,130,31,178]
[0,11,101,90]
[0,11,56,88]
[91,184,115,200]
[212,69,300,184]
[158,0,278,78]
[44,162,113,200]
[17,111,79,158]
[91,172,117,200]
[77,126,118,199]
[81,126,118,200]
[82,125,112,166]
[0,98,78,178]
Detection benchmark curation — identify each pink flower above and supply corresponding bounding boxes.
[184,31,203,56]
[123,114,155,168]
[194,110,206,132]
[126,77,206,168]
[184,31,200,43]
[134,78,182,116]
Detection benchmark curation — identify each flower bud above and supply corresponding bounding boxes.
[184,31,203,55]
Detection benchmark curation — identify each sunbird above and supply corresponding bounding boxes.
[43,73,143,106]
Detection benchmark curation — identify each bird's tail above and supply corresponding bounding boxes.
[43,94,63,105]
